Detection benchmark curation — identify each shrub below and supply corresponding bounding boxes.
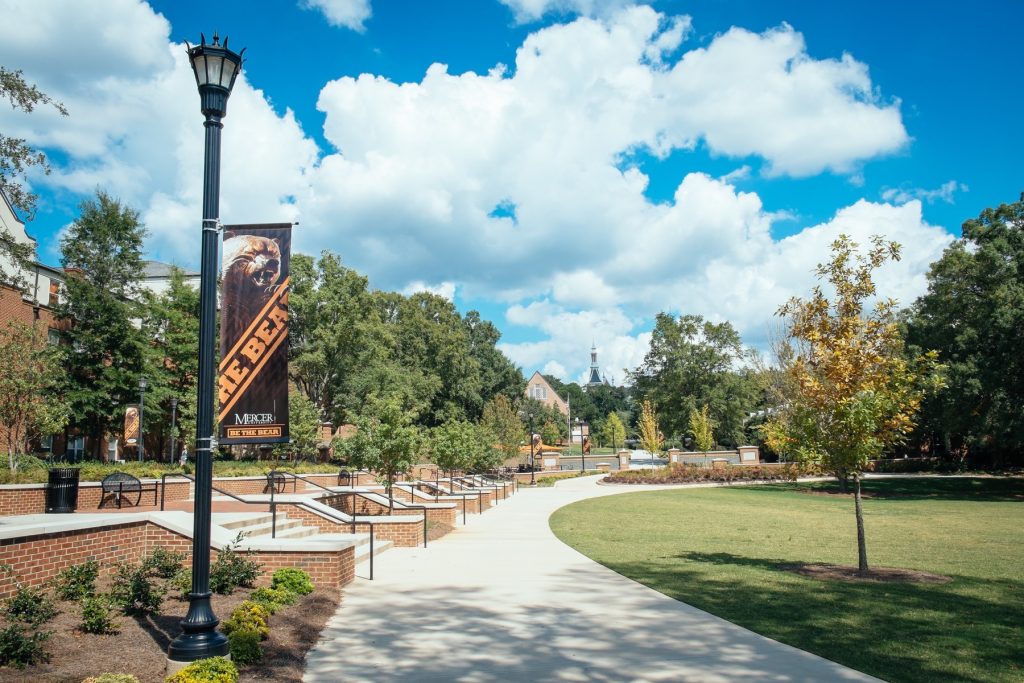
[209,534,262,595]
[79,595,119,634]
[250,586,297,614]
[165,656,239,683]
[270,568,314,596]
[220,601,270,640]
[110,563,165,615]
[82,674,140,683]
[227,628,263,665]
[171,568,192,599]
[56,559,100,601]
[0,623,50,668]
[142,547,187,580]
[4,584,58,626]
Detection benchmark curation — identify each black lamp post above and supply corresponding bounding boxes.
[168,32,243,667]
[169,397,178,463]
[528,412,536,486]
[138,377,147,462]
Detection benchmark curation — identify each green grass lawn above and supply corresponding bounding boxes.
[550,477,1024,683]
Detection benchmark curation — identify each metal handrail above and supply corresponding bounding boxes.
[161,472,379,580]
[454,475,506,502]
[160,472,282,537]
[320,489,428,548]
[397,482,468,525]
[416,480,483,514]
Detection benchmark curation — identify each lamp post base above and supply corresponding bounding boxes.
[167,651,231,677]
[167,612,229,665]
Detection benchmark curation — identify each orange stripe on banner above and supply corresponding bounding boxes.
[219,276,290,372]
[217,322,289,424]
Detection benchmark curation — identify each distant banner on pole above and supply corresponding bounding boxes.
[124,405,140,445]
[218,223,292,444]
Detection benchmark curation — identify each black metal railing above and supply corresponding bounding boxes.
[416,480,483,514]
[161,471,380,580]
[397,482,468,525]
[320,489,428,549]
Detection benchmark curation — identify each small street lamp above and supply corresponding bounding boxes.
[168,32,243,668]
[169,397,179,463]
[527,412,536,486]
[138,376,147,462]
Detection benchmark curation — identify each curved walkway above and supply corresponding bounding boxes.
[304,476,879,682]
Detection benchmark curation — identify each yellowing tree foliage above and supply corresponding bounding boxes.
[637,400,663,459]
[762,235,942,573]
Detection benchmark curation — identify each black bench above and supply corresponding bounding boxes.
[100,472,158,509]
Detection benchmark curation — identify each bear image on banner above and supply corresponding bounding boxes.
[221,234,282,343]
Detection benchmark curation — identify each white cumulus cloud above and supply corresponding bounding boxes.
[299,0,371,31]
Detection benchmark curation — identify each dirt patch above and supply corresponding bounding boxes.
[0,582,341,683]
[779,563,952,584]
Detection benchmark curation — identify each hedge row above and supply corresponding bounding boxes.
[604,463,804,485]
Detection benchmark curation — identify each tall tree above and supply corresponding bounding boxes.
[58,191,147,458]
[904,194,1024,466]
[631,313,756,446]
[761,235,942,573]
[0,322,69,469]
[140,267,199,460]
[0,68,68,286]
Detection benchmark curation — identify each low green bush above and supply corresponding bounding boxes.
[220,601,270,640]
[4,584,58,626]
[171,567,192,599]
[82,672,140,683]
[0,459,339,485]
[109,563,165,615]
[227,628,263,665]
[142,547,187,580]
[55,559,100,601]
[209,535,262,595]
[79,595,119,634]
[270,568,314,596]
[0,623,50,668]
[249,586,297,614]
[165,656,238,683]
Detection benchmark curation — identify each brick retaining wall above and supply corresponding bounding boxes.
[0,480,191,516]
[0,518,356,598]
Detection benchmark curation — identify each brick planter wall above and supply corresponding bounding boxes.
[0,518,356,598]
[0,480,191,516]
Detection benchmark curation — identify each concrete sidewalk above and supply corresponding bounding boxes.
[304,476,879,682]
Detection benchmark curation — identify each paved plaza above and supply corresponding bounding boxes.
[304,476,879,682]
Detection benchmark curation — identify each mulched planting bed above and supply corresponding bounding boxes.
[0,582,340,683]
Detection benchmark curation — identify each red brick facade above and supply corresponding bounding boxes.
[0,480,191,516]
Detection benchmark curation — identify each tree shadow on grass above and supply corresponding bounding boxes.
[748,477,1024,502]
[602,552,1024,683]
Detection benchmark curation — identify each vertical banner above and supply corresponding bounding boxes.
[218,223,292,444]
[124,406,140,446]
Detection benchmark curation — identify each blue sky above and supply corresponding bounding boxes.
[1,0,1020,384]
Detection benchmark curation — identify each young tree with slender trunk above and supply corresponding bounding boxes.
[601,412,626,452]
[762,235,943,573]
[338,398,422,510]
[637,400,664,465]
[0,322,69,470]
[688,404,715,465]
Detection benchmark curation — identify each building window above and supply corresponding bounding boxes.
[68,436,85,461]
[47,329,60,346]
[529,384,547,400]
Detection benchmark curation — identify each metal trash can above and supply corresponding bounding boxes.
[338,469,351,486]
[46,467,81,513]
